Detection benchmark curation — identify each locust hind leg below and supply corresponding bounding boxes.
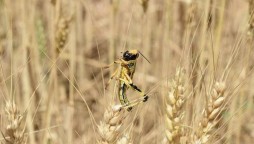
[129,83,149,102]
[118,77,148,110]
[118,83,132,111]
[122,72,149,102]
[120,97,132,111]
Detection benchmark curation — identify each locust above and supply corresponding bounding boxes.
[106,49,150,111]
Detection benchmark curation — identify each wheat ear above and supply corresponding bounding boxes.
[4,101,26,144]
[98,105,126,144]
[195,81,226,143]
[55,17,71,55]
[165,68,186,143]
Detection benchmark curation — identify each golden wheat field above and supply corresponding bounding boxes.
[1,0,254,143]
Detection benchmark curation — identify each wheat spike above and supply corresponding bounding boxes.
[165,68,186,144]
[4,101,26,144]
[195,82,226,143]
[55,17,71,55]
[98,105,126,144]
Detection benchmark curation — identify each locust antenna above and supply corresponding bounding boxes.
[138,51,151,64]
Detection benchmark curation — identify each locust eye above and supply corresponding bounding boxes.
[123,51,138,61]
[123,51,130,58]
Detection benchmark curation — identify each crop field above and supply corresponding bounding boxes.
[0,0,254,144]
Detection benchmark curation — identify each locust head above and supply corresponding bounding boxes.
[122,50,139,61]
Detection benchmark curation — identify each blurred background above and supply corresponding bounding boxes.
[0,0,254,143]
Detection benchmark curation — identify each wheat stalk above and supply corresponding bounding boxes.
[98,105,126,144]
[165,68,186,143]
[194,81,226,144]
[4,101,26,144]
